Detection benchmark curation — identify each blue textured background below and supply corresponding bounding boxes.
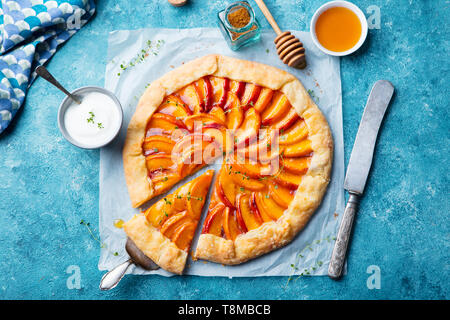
[0,0,448,300]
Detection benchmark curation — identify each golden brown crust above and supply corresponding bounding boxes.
[123,54,333,265]
[123,214,187,274]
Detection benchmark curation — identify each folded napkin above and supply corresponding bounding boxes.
[0,0,95,134]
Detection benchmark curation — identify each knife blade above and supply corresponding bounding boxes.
[328,80,394,279]
[344,80,395,194]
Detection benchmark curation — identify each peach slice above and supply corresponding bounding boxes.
[223,207,242,241]
[209,76,230,109]
[146,113,187,137]
[279,119,308,145]
[158,95,192,118]
[237,194,263,231]
[282,156,311,175]
[160,210,190,239]
[235,200,247,233]
[250,192,273,223]
[151,172,180,196]
[172,189,188,213]
[232,157,276,178]
[150,113,188,131]
[224,92,244,131]
[268,182,294,208]
[209,106,226,123]
[236,129,279,163]
[143,135,175,156]
[261,92,290,125]
[186,170,213,220]
[241,83,261,110]
[194,77,212,112]
[254,192,285,220]
[177,162,206,180]
[228,164,266,191]
[216,168,236,209]
[202,203,225,236]
[283,139,313,157]
[172,222,197,251]
[175,150,205,178]
[146,154,175,172]
[272,170,302,189]
[178,84,201,114]
[230,80,245,99]
[145,198,174,227]
[208,186,221,208]
[271,108,300,131]
[177,163,203,180]
[253,88,274,113]
[185,113,226,131]
[202,126,233,156]
[173,133,213,154]
[234,108,261,148]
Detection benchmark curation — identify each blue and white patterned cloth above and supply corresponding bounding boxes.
[0,0,95,134]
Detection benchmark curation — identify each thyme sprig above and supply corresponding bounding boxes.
[86,111,95,123]
[227,165,251,180]
[117,39,165,76]
[286,234,337,286]
[162,193,204,205]
[80,220,118,256]
[86,112,104,129]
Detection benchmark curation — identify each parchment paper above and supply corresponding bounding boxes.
[99,28,344,277]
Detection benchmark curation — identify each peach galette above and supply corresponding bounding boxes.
[123,170,213,274]
[123,54,332,267]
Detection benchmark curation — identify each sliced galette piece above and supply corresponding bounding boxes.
[123,170,213,274]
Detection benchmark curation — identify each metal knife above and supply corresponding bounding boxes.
[328,80,394,279]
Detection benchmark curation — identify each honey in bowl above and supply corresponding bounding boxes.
[315,6,362,52]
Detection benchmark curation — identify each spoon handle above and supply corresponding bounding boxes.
[36,66,81,104]
[99,259,133,291]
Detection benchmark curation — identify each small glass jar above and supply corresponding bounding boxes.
[217,1,261,51]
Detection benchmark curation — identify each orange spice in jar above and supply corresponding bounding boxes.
[218,1,261,51]
[227,6,251,28]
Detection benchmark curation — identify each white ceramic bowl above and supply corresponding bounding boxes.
[310,1,368,56]
[57,86,123,149]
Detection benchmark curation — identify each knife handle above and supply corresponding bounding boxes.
[328,193,360,279]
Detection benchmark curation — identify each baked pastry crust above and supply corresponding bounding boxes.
[124,214,188,274]
[123,55,333,265]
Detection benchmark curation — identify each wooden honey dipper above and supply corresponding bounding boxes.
[254,0,306,69]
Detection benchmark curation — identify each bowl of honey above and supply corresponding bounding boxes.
[310,1,368,56]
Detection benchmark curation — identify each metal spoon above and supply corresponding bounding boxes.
[99,237,159,290]
[36,66,81,104]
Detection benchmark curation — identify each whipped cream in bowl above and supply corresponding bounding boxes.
[58,87,123,149]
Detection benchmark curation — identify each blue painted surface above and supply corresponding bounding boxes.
[0,0,448,300]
